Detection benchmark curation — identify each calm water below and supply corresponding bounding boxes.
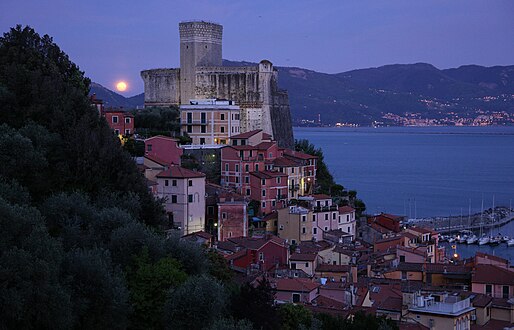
[294,126,514,218]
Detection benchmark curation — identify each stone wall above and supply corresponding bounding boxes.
[140,68,180,106]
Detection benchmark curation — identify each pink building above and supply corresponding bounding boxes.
[274,278,320,304]
[102,108,135,136]
[144,135,183,166]
[229,129,272,147]
[250,171,288,216]
[472,264,514,299]
[222,235,288,271]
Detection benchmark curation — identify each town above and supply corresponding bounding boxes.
[91,19,514,328]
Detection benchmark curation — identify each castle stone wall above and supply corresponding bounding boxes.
[141,69,180,106]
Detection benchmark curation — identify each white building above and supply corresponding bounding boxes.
[155,165,206,236]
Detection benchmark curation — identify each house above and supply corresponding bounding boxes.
[315,264,355,283]
[289,253,319,277]
[205,183,248,241]
[274,278,320,304]
[229,129,272,147]
[154,165,206,236]
[250,170,288,216]
[144,135,183,166]
[181,231,213,247]
[102,108,135,136]
[180,99,241,145]
[405,292,475,330]
[221,235,288,272]
[277,206,313,245]
[471,264,514,299]
[474,252,509,268]
[338,206,357,240]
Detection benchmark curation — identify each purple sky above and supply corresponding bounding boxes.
[2,0,513,97]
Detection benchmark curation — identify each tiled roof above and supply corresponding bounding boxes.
[144,154,170,166]
[227,235,286,251]
[475,251,509,265]
[472,264,514,285]
[273,156,300,167]
[471,294,492,308]
[283,149,318,160]
[408,227,432,234]
[298,240,333,253]
[156,165,205,179]
[275,278,320,292]
[377,296,403,312]
[316,264,351,273]
[290,253,317,262]
[255,141,275,150]
[182,230,213,240]
[230,129,262,139]
[312,295,347,309]
[338,206,355,214]
[250,170,287,179]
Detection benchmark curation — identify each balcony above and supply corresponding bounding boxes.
[182,120,209,125]
[409,296,472,316]
[312,205,338,213]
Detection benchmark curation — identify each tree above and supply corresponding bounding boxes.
[295,139,335,195]
[208,318,254,330]
[207,250,233,283]
[231,277,279,329]
[163,275,228,330]
[278,304,313,330]
[127,248,187,329]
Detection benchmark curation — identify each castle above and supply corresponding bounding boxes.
[141,21,294,148]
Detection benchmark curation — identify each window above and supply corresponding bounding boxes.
[245,164,249,172]
[401,271,407,280]
[262,201,266,208]
[220,113,225,120]
[112,116,118,123]
[262,189,266,197]
[222,212,227,219]
[245,176,249,184]
[201,112,206,123]
[347,215,350,222]
[201,125,206,133]
[255,164,259,171]
[400,255,406,263]
[188,194,193,203]
[291,167,295,173]
[302,227,306,234]
[302,215,306,222]
[235,164,239,172]
[186,112,192,123]
[332,213,336,219]
[503,285,510,299]
[147,144,152,151]
[171,195,177,203]
[125,117,131,124]
[188,180,192,186]
[200,138,205,144]
[235,176,239,183]
[325,201,329,206]
[279,225,284,230]
[324,226,328,231]
[312,215,316,222]
[123,129,131,136]
[172,180,177,186]
[261,179,265,185]
[269,152,272,158]
[291,262,296,269]
[324,214,328,220]
[220,126,225,133]
[272,200,276,207]
[313,228,317,234]
[347,227,350,233]
[292,293,301,303]
[225,164,229,171]
[259,252,264,261]
[486,284,492,295]
[165,180,169,186]
[208,206,214,215]
[246,188,250,196]
[187,125,192,133]
[114,129,120,135]
[305,263,309,267]
[277,177,281,184]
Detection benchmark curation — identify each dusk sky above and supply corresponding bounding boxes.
[2,0,513,96]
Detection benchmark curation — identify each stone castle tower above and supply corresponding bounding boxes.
[141,21,294,148]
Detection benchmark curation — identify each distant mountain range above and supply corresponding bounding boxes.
[89,62,514,125]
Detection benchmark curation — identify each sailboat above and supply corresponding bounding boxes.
[488,196,500,246]
[466,200,478,244]
[478,198,490,245]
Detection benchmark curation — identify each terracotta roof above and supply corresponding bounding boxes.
[275,278,320,292]
[312,295,347,309]
[261,211,278,222]
[316,264,351,273]
[369,223,391,234]
[290,253,317,262]
[230,129,262,139]
[262,132,272,140]
[298,240,333,253]
[156,165,205,179]
[182,230,213,240]
[397,245,427,257]
[273,156,300,167]
[408,227,432,234]
[471,294,492,308]
[283,149,318,160]
[471,319,514,329]
[225,248,248,261]
[145,135,179,142]
[144,154,170,166]
[472,264,514,285]
[255,141,275,150]
[338,206,355,214]
[227,235,286,251]
[475,251,509,265]
[490,297,514,308]
[377,296,403,312]
[312,194,332,200]
[398,322,429,330]
[375,235,404,244]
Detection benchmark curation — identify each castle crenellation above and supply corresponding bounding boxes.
[141,20,294,148]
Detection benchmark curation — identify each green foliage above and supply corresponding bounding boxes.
[207,250,233,283]
[312,311,399,330]
[295,139,335,195]
[163,275,228,330]
[127,247,187,329]
[208,318,254,330]
[132,106,181,137]
[231,277,278,330]
[278,304,313,330]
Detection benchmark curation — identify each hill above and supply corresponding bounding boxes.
[92,61,514,126]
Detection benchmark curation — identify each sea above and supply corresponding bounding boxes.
[294,126,514,262]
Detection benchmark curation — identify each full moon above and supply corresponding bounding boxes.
[116,81,127,92]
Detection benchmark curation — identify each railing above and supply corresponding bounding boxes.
[182,120,209,125]
[313,205,338,213]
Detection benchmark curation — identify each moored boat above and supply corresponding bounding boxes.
[478,236,490,246]
[508,238,514,247]
[466,235,478,244]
